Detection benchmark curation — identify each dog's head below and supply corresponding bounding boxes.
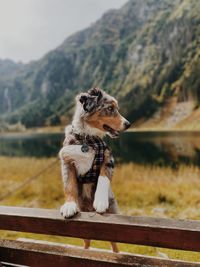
[76,88,130,138]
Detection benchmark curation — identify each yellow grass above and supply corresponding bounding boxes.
[0,156,200,262]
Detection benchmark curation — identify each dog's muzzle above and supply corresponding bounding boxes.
[124,120,131,130]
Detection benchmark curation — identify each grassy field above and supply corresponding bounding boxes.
[0,156,200,262]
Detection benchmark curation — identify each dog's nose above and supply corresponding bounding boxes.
[124,120,131,130]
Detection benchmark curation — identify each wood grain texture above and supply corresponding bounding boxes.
[1,239,200,267]
[0,206,200,251]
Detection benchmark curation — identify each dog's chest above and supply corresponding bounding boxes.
[75,149,95,175]
[61,144,95,176]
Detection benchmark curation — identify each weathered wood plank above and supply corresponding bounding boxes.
[1,262,27,267]
[0,239,200,267]
[0,206,200,251]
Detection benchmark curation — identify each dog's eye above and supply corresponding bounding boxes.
[108,106,114,112]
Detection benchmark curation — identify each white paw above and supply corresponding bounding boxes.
[60,202,78,218]
[93,197,109,213]
[93,176,110,213]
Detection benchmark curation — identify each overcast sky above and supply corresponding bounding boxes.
[0,0,127,63]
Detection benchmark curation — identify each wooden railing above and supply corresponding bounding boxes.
[0,206,200,266]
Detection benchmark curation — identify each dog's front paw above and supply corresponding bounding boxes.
[60,202,78,218]
[93,197,109,213]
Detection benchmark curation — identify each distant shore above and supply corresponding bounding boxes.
[0,125,65,136]
[1,125,200,136]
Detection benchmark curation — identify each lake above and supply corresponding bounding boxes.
[0,131,200,167]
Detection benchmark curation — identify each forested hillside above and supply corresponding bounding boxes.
[0,0,199,128]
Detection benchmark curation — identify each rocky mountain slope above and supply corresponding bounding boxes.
[0,0,199,128]
[0,59,22,76]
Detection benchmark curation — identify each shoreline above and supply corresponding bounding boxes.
[0,126,200,137]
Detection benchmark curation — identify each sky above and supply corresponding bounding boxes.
[0,0,127,63]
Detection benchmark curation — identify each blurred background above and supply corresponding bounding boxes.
[0,0,200,260]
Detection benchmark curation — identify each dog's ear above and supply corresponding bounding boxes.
[79,94,88,105]
[88,87,103,103]
[78,93,97,112]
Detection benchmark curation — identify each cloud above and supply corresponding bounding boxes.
[0,0,127,63]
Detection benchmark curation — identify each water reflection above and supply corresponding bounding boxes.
[0,133,63,157]
[108,132,200,167]
[0,131,199,167]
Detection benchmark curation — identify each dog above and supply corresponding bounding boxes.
[59,87,130,252]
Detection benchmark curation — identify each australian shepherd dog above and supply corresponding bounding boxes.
[59,88,130,252]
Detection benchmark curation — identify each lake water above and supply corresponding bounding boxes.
[0,131,200,167]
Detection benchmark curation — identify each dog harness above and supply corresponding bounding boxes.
[69,132,111,184]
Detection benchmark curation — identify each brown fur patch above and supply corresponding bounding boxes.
[100,149,113,180]
[86,109,123,132]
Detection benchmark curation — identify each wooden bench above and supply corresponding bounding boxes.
[0,206,200,266]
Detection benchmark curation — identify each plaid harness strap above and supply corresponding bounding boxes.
[72,133,109,184]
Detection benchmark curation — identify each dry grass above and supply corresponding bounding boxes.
[0,156,200,262]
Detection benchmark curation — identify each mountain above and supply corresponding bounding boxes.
[0,59,23,76]
[0,0,200,129]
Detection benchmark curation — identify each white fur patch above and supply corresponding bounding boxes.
[93,176,110,213]
[60,145,95,176]
[60,201,78,218]
[60,158,68,188]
